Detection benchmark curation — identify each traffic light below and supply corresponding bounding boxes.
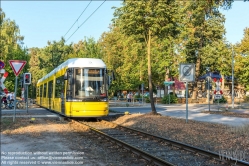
[24,73,31,85]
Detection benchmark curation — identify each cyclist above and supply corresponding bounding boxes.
[6,92,15,109]
[1,94,7,105]
[10,92,15,101]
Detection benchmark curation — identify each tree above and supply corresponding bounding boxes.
[99,25,146,94]
[38,38,73,74]
[235,28,249,90]
[0,8,27,94]
[72,37,102,59]
[113,0,180,114]
[178,0,232,100]
[29,47,46,84]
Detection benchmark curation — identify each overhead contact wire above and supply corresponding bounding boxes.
[64,0,93,38]
[66,0,106,42]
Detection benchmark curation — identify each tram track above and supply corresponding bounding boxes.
[71,119,249,166]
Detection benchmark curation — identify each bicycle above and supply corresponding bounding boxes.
[16,100,25,109]
[7,100,14,109]
[1,101,7,109]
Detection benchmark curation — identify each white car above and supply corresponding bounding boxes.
[144,92,157,98]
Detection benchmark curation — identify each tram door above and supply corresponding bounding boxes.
[39,86,42,105]
[48,80,53,110]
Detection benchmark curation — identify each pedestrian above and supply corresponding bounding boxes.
[130,92,133,102]
[127,93,131,102]
[127,92,132,102]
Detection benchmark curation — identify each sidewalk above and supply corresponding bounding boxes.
[1,107,59,118]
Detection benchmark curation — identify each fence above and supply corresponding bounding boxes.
[109,97,160,107]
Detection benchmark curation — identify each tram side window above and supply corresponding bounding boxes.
[36,86,39,97]
[48,80,53,98]
[40,85,43,97]
[55,76,64,98]
[43,83,47,98]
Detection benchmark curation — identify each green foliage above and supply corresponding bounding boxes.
[5,2,249,103]
[113,1,182,113]
[0,9,28,95]
[213,96,227,103]
[243,96,249,102]
[133,94,142,102]
[178,1,230,100]
[38,38,73,74]
[161,94,178,104]
[144,96,150,103]
[99,26,145,91]
[235,28,249,90]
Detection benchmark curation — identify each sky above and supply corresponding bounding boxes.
[1,1,249,49]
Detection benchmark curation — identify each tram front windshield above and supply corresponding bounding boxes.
[74,68,107,99]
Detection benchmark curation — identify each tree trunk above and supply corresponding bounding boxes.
[192,57,201,100]
[147,29,157,114]
[221,74,224,91]
[164,66,169,97]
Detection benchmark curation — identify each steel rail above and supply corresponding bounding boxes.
[75,120,175,166]
[102,120,249,166]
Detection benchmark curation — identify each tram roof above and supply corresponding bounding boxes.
[37,58,106,84]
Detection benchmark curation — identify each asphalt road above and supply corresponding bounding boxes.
[1,103,249,126]
[110,104,249,127]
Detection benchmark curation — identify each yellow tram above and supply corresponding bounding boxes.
[36,58,109,117]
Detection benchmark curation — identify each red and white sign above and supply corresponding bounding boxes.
[0,71,9,94]
[213,78,223,95]
[9,60,26,76]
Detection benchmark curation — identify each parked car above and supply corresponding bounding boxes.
[143,92,157,98]
[134,92,157,98]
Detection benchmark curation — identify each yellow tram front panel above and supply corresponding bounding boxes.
[65,101,109,117]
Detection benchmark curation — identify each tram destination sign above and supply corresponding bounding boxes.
[179,63,195,82]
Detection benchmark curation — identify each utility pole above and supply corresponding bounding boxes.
[232,45,234,109]
[0,73,3,119]
[206,67,211,111]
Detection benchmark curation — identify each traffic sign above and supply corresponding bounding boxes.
[214,94,222,99]
[9,60,27,76]
[179,63,195,82]
[0,69,5,74]
[213,78,223,95]
[164,81,175,86]
[0,60,5,69]
[0,71,9,94]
